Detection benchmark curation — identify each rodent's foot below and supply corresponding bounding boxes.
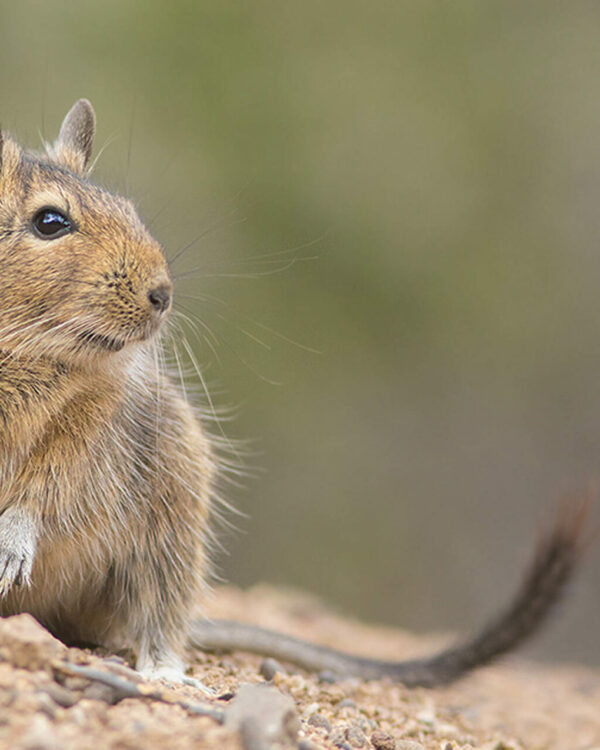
[180,674,216,694]
[139,665,215,694]
[0,508,37,596]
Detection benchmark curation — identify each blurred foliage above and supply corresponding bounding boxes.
[2,0,600,662]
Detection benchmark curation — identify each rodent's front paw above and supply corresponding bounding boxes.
[0,508,37,596]
[0,545,34,595]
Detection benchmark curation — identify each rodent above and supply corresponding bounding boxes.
[0,98,587,687]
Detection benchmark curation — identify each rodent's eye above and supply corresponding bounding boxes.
[31,208,73,240]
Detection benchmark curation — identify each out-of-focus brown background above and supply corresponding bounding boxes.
[2,1,600,663]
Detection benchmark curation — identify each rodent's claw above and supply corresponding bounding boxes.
[0,549,32,595]
[0,508,37,597]
[14,561,26,586]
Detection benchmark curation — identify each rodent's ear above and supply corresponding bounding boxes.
[52,99,96,175]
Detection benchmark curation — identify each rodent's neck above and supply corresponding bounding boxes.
[0,351,127,457]
[0,347,165,524]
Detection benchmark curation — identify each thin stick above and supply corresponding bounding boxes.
[54,662,225,722]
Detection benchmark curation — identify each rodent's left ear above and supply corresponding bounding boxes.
[52,99,96,175]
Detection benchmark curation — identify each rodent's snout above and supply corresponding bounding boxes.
[147,283,172,315]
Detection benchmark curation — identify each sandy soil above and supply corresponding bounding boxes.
[0,584,598,750]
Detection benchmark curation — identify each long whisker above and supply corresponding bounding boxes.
[172,230,327,280]
[174,304,282,388]
[172,254,316,282]
[167,329,188,405]
[178,331,244,457]
[168,214,247,268]
[230,231,330,264]
[177,292,320,355]
[171,308,222,367]
[87,133,119,174]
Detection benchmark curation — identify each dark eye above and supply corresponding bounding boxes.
[32,208,73,239]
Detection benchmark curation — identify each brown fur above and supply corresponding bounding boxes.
[0,100,587,687]
[0,101,215,676]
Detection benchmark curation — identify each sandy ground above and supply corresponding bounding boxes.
[0,584,598,750]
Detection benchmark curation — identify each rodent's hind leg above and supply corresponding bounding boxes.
[0,507,38,597]
[136,648,214,694]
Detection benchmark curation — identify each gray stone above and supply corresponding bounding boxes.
[259,658,285,681]
[225,683,299,749]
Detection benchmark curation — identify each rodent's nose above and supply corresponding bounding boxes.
[147,284,172,314]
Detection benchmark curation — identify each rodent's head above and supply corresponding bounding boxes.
[0,99,172,366]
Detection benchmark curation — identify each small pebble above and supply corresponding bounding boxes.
[298,741,316,750]
[437,723,458,737]
[35,692,58,720]
[415,709,436,726]
[330,726,347,746]
[82,682,117,704]
[338,698,357,710]
[303,702,320,715]
[318,670,338,684]
[370,731,396,750]
[327,687,346,704]
[357,716,377,733]
[259,658,285,681]
[307,714,331,731]
[396,742,425,750]
[44,683,78,709]
[346,725,367,747]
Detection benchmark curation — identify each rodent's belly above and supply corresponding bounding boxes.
[1,533,117,645]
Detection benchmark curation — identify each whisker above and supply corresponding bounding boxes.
[172,229,326,281]
[125,97,137,199]
[167,329,189,405]
[168,213,247,268]
[177,292,320,355]
[87,133,119,174]
[172,308,223,367]
[172,255,315,282]
[209,309,272,352]
[231,231,330,263]
[179,333,240,453]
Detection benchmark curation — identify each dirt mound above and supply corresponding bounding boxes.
[0,585,596,750]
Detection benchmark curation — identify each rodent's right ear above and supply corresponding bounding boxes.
[50,99,96,176]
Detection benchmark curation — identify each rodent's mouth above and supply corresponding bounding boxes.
[78,330,126,352]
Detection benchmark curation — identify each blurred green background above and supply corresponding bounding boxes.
[2,0,600,663]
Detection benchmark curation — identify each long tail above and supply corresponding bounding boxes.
[190,498,590,686]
